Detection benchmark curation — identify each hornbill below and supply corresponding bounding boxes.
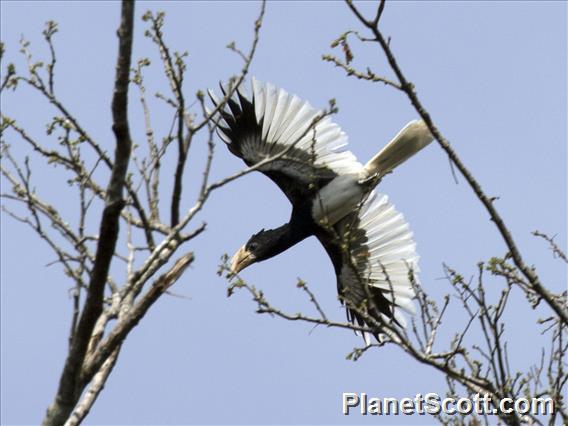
[209,79,432,341]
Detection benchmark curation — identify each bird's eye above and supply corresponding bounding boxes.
[248,242,258,251]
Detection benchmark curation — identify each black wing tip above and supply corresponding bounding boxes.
[207,79,262,157]
[218,80,228,96]
[344,284,402,342]
[207,88,219,107]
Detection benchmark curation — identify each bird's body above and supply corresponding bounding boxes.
[209,79,432,340]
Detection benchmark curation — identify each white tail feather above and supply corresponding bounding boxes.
[362,120,433,179]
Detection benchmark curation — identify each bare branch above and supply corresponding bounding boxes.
[343,0,567,325]
[533,231,567,263]
[82,252,194,384]
[63,348,120,426]
[296,278,328,321]
[191,0,266,133]
[43,2,135,424]
[322,54,400,89]
[42,20,58,94]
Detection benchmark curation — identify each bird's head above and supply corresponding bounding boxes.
[230,228,280,274]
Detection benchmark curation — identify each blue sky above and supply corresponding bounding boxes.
[1,1,566,424]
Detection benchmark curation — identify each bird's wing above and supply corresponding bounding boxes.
[209,78,362,205]
[316,191,418,340]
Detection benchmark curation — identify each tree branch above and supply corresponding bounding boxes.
[344,0,568,325]
[43,2,135,424]
[82,252,194,384]
[63,348,120,426]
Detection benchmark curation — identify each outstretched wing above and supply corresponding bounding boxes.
[209,78,362,206]
[316,191,418,340]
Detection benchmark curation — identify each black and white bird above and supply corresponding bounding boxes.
[209,78,432,341]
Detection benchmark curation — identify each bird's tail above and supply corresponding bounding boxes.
[361,120,433,179]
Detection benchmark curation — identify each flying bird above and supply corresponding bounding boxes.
[209,79,432,340]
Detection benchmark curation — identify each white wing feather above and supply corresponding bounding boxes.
[343,191,419,329]
[362,192,418,316]
[248,77,363,176]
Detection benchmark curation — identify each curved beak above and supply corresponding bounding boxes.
[230,245,256,274]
